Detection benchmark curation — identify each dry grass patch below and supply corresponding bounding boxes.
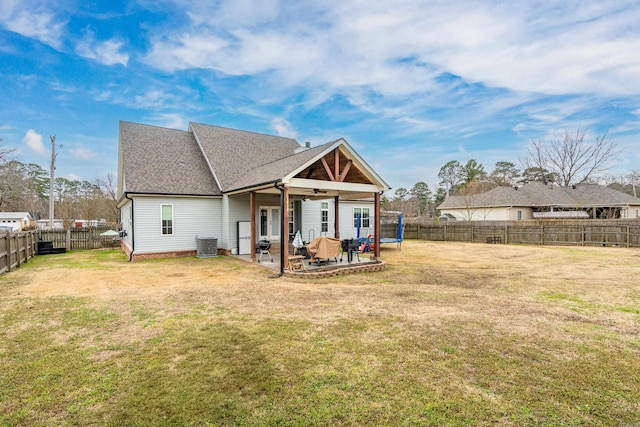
[1,242,639,425]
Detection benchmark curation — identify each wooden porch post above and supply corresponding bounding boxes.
[334,196,340,239]
[374,192,381,259]
[250,191,256,262]
[282,186,289,260]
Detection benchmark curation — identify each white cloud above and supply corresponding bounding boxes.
[65,173,83,181]
[76,29,128,66]
[0,124,13,130]
[1,4,65,49]
[144,0,640,100]
[23,129,48,156]
[149,113,189,130]
[0,1,20,20]
[271,117,298,138]
[70,145,97,161]
[134,90,170,109]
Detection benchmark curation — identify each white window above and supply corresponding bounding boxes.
[321,202,329,233]
[517,210,522,220]
[289,201,294,236]
[354,207,370,228]
[161,204,173,235]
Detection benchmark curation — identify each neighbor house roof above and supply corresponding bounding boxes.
[438,182,640,209]
[0,212,33,219]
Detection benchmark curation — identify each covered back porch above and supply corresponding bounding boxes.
[229,142,389,275]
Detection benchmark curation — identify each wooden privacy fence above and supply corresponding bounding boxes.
[37,228,120,250]
[396,221,640,248]
[0,231,37,275]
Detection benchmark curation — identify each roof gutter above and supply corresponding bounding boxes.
[117,192,221,206]
[225,179,282,196]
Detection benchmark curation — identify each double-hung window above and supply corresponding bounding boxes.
[354,207,370,228]
[289,201,295,236]
[320,202,329,233]
[161,204,173,235]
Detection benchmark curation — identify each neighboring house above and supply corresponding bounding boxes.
[0,212,35,231]
[438,182,640,221]
[36,219,65,230]
[117,121,390,262]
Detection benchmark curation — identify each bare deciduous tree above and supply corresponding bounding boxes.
[628,170,640,198]
[0,138,14,162]
[97,173,119,225]
[525,127,618,186]
[438,160,463,195]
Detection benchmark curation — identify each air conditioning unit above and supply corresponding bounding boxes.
[196,237,218,258]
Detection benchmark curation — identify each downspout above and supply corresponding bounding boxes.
[273,182,285,277]
[125,193,135,262]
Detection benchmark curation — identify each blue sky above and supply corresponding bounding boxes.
[1,0,639,193]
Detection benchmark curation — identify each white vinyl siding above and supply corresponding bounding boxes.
[228,194,250,252]
[300,199,333,241]
[299,199,375,241]
[120,199,133,249]
[339,201,373,239]
[133,196,222,254]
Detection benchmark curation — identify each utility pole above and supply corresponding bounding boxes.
[49,135,57,230]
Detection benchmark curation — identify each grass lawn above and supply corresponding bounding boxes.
[1,241,639,426]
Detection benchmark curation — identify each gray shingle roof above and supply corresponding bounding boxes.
[189,122,302,192]
[120,121,386,196]
[438,182,640,209]
[119,121,221,195]
[227,141,336,191]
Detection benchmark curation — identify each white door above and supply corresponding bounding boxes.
[238,221,252,255]
[259,206,280,241]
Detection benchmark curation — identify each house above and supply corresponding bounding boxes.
[0,212,35,231]
[117,121,390,264]
[36,219,65,230]
[437,182,640,221]
[36,219,107,229]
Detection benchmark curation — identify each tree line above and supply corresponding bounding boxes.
[0,138,117,228]
[382,128,639,220]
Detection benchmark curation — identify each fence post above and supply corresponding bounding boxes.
[6,234,12,272]
[540,224,544,245]
[504,225,508,244]
[628,225,630,248]
[15,234,21,267]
